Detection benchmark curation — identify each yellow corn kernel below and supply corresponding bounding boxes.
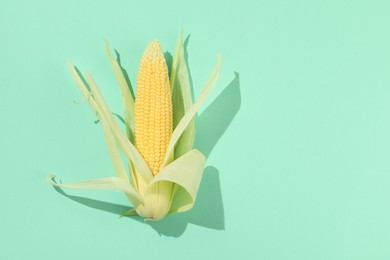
[134,40,173,176]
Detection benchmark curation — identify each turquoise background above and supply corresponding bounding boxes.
[2,0,390,259]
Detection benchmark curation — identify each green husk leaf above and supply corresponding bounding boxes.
[136,181,175,220]
[47,174,142,206]
[119,208,137,218]
[170,32,195,158]
[169,31,182,94]
[100,111,130,181]
[67,62,128,181]
[104,39,135,142]
[163,55,222,165]
[85,73,153,183]
[134,149,205,220]
[149,149,205,214]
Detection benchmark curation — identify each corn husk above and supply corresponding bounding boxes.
[47,33,221,220]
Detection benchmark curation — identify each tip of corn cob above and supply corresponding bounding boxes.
[142,40,164,62]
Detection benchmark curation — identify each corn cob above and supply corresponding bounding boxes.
[134,40,173,176]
